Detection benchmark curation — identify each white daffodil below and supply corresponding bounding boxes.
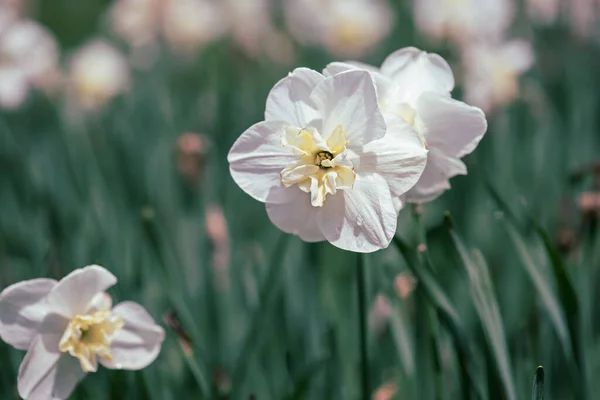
[413,0,514,45]
[284,0,393,57]
[228,68,428,252]
[0,19,60,110]
[0,265,165,400]
[68,40,129,111]
[462,40,534,114]
[324,47,488,203]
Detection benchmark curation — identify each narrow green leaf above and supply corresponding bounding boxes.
[531,366,544,400]
[392,236,485,399]
[450,225,517,400]
[502,220,573,359]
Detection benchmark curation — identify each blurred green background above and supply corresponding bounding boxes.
[1,0,600,399]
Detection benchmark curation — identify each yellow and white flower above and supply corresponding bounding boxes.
[0,265,165,400]
[228,68,427,252]
[284,0,393,57]
[461,40,534,113]
[324,47,488,203]
[68,39,129,111]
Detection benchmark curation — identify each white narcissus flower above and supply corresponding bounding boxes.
[228,68,428,252]
[68,40,129,111]
[462,40,534,114]
[0,265,165,400]
[284,0,393,58]
[324,47,488,203]
[413,0,514,45]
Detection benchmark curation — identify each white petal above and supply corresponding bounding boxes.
[45,265,117,317]
[310,70,386,147]
[405,148,467,203]
[415,92,487,158]
[380,47,454,105]
[100,302,165,370]
[265,188,325,242]
[318,174,397,253]
[265,67,324,127]
[359,113,428,198]
[0,278,56,350]
[22,355,84,400]
[228,121,298,204]
[323,61,392,99]
[18,313,70,399]
[86,292,113,312]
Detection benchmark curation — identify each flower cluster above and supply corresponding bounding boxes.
[0,265,165,399]
[228,46,487,253]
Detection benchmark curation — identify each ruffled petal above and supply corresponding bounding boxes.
[318,174,397,253]
[45,265,117,317]
[265,67,324,127]
[405,147,467,203]
[228,121,298,204]
[415,92,487,158]
[380,47,454,106]
[323,61,393,99]
[310,70,386,147]
[266,187,325,242]
[100,302,165,370]
[0,278,56,350]
[358,113,428,199]
[18,313,71,400]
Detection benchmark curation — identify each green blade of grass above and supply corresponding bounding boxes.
[448,219,517,400]
[392,236,485,399]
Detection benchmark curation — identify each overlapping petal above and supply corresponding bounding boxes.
[359,114,428,201]
[44,265,117,317]
[415,92,487,158]
[100,301,165,370]
[380,47,454,105]
[266,187,326,242]
[0,278,56,350]
[318,174,397,253]
[228,121,297,204]
[265,67,324,127]
[310,70,386,147]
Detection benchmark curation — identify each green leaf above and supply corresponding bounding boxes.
[392,236,485,399]
[531,366,544,400]
[448,222,517,400]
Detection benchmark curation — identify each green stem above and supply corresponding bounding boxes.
[356,253,369,400]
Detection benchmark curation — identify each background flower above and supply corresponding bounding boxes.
[0,265,165,400]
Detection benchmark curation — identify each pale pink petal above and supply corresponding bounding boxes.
[266,188,325,242]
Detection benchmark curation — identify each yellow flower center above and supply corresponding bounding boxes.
[58,309,125,373]
[280,125,355,207]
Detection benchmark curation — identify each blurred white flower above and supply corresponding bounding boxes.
[228,68,427,252]
[68,40,129,110]
[324,47,487,203]
[413,0,514,45]
[0,265,165,400]
[162,0,226,55]
[284,0,393,57]
[0,19,60,109]
[109,0,226,56]
[109,0,162,48]
[462,40,534,114]
[222,0,273,56]
[526,0,560,24]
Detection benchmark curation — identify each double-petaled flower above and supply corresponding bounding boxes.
[0,265,165,399]
[324,47,488,203]
[228,68,428,252]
